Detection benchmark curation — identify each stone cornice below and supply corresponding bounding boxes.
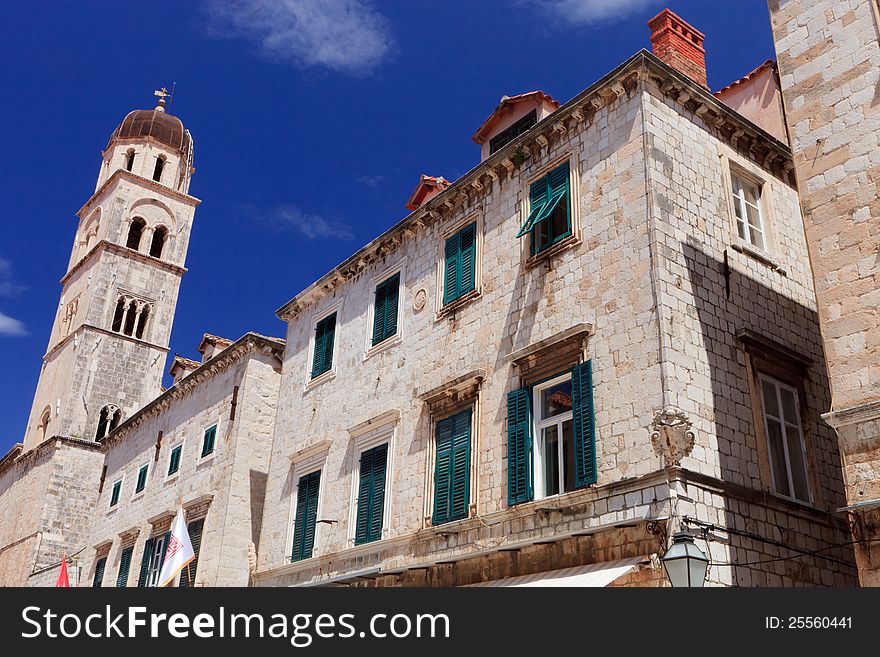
[42,323,170,363]
[823,398,880,430]
[100,332,284,448]
[61,239,187,286]
[77,169,201,219]
[276,50,794,322]
[4,436,102,470]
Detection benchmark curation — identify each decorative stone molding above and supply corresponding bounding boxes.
[650,407,696,467]
[289,439,332,466]
[418,369,486,414]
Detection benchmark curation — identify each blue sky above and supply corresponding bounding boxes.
[0,0,776,453]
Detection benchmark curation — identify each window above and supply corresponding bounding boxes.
[201,425,217,458]
[178,518,204,587]
[125,149,135,172]
[354,443,388,545]
[149,226,167,259]
[371,273,400,346]
[92,556,107,587]
[168,444,183,476]
[432,408,472,525]
[731,172,765,250]
[489,109,537,155]
[116,545,134,587]
[518,161,572,254]
[96,404,122,440]
[135,305,149,339]
[291,470,321,562]
[507,361,597,505]
[442,222,477,306]
[759,375,810,503]
[134,463,149,494]
[138,532,169,587]
[153,156,165,182]
[310,313,336,379]
[37,407,51,443]
[126,217,145,250]
[109,479,122,507]
[111,295,151,338]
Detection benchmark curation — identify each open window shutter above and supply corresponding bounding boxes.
[459,224,476,297]
[369,444,387,542]
[303,471,320,559]
[179,519,203,587]
[572,360,597,488]
[116,546,133,587]
[432,417,454,525]
[517,177,550,238]
[372,282,387,345]
[507,387,532,505]
[548,161,570,194]
[450,409,472,521]
[443,232,461,305]
[354,448,374,545]
[384,275,399,340]
[291,475,309,561]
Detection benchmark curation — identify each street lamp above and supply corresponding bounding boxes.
[662,531,709,587]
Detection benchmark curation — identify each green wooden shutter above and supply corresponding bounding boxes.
[291,470,320,561]
[311,314,336,378]
[372,281,387,345]
[110,480,121,506]
[116,546,134,587]
[443,231,461,305]
[92,557,106,587]
[157,531,170,575]
[202,425,216,457]
[355,443,388,545]
[572,360,598,488]
[459,224,476,297]
[507,387,532,505]
[179,518,204,588]
[135,464,148,493]
[432,409,471,525]
[168,444,182,475]
[137,538,153,587]
[517,176,550,237]
[383,274,399,341]
[517,162,571,239]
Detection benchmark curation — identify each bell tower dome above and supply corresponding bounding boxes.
[22,93,201,451]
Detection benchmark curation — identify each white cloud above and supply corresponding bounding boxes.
[0,312,27,337]
[533,0,660,25]
[203,0,394,74]
[0,256,26,298]
[265,205,356,241]
[357,175,385,189]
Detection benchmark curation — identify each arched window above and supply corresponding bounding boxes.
[149,226,167,258]
[96,404,122,441]
[125,149,135,172]
[126,217,145,250]
[152,156,166,182]
[37,407,51,443]
[123,300,138,336]
[135,305,149,340]
[111,297,126,333]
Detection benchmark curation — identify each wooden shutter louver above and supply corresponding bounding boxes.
[506,387,532,505]
[572,360,598,488]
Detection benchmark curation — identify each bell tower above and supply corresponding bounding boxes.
[22,93,200,451]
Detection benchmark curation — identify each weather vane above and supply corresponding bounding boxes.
[153,82,176,108]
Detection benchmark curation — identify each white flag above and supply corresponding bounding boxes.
[157,505,195,587]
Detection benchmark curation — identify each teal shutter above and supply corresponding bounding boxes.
[135,464,148,493]
[92,557,106,587]
[291,470,320,561]
[443,231,461,305]
[116,546,134,587]
[459,224,476,297]
[354,443,388,545]
[311,314,336,378]
[572,360,598,487]
[201,425,216,457]
[110,480,121,506]
[517,162,571,240]
[137,538,153,587]
[168,444,182,475]
[371,274,399,346]
[432,409,472,525]
[179,518,204,587]
[507,387,532,505]
[156,531,170,577]
[372,282,387,345]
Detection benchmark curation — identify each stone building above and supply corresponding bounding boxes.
[767,0,880,585]
[252,11,857,587]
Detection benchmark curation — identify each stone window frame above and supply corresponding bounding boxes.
[418,371,484,529]
[304,300,342,390]
[164,437,186,482]
[198,418,221,464]
[435,210,484,320]
[90,542,112,587]
[738,329,821,509]
[345,411,399,548]
[719,148,785,272]
[285,441,331,562]
[131,460,150,501]
[520,151,581,269]
[363,258,407,360]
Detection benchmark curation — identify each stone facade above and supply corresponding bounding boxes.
[80,333,283,587]
[253,50,856,588]
[768,0,880,585]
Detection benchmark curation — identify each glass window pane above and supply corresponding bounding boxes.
[750,226,764,249]
[766,419,790,497]
[732,176,743,197]
[745,201,762,229]
[561,419,575,494]
[761,380,780,419]
[780,388,797,425]
[736,218,747,240]
[541,379,573,418]
[542,425,559,497]
[785,425,810,502]
[743,181,760,206]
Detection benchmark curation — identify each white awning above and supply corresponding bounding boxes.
[463,556,646,588]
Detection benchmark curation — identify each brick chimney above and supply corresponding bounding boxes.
[647,9,708,89]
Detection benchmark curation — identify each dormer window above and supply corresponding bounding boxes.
[489,109,537,155]
[152,156,165,182]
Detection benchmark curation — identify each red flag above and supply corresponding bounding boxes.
[55,556,70,588]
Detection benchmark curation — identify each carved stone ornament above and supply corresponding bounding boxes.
[650,406,696,466]
[413,288,427,312]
